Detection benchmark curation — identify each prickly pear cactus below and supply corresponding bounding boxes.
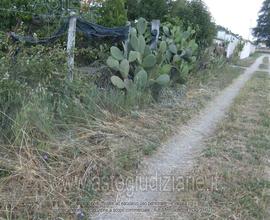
[107,17,172,92]
[111,76,125,89]
[106,17,200,94]
[160,23,198,83]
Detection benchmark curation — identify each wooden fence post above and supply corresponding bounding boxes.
[67,12,77,82]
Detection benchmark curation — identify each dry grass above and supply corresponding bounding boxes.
[0,65,245,219]
[179,71,270,219]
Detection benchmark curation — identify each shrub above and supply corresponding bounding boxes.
[0,0,75,33]
[0,44,67,141]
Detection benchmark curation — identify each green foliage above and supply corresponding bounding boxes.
[0,45,67,141]
[75,44,109,66]
[125,0,139,21]
[127,0,169,21]
[0,0,71,32]
[253,0,270,46]
[97,0,128,27]
[0,0,33,30]
[171,0,216,52]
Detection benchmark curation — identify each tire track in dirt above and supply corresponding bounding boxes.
[89,56,266,220]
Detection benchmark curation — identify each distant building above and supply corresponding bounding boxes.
[214,28,256,59]
[257,43,267,48]
[216,31,239,43]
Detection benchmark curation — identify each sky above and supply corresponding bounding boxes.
[203,0,264,40]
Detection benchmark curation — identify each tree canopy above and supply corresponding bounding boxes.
[253,0,270,46]
[171,0,216,51]
[97,0,128,27]
[127,0,169,21]
[126,0,216,52]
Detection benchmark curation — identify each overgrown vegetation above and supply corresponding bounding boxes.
[0,0,257,218]
[0,59,245,218]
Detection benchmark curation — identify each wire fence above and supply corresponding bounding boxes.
[10,17,129,45]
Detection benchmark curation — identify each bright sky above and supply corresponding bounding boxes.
[203,0,264,40]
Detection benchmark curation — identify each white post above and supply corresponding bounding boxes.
[123,21,131,58]
[67,12,77,82]
[150,20,160,50]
